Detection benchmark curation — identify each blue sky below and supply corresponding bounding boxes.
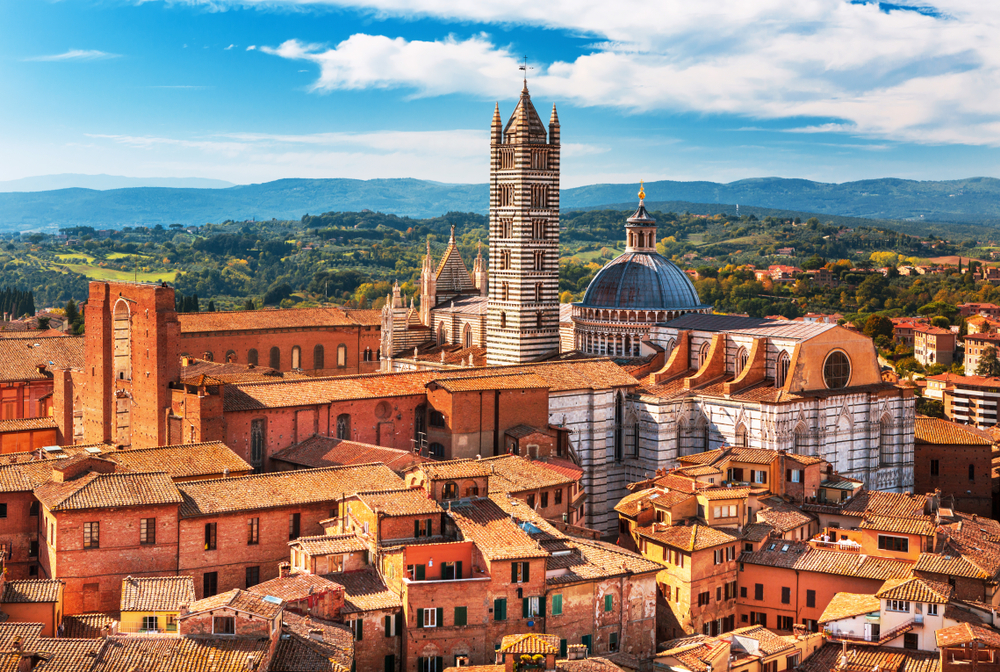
[1,0,998,188]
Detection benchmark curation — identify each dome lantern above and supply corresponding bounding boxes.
[624,182,657,252]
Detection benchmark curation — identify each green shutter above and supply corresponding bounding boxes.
[384,615,391,637]
[357,619,363,641]
[523,561,529,583]
[494,598,506,621]
[426,518,433,536]
[582,635,592,653]
[552,594,563,616]
[417,609,424,628]
[539,596,545,618]
[436,607,443,627]
[560,640,568,657]
[415,564,425,581]
[605,594,613,612]
[394,612,402,634]
[414,520,420,537]
[523,597,529,618]
[454,606,467,626]
[511,562,518,583]
[455,561,463,580]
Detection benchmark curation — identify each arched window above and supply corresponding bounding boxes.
[429,442,445,458]
[698,342,710,368]
[613,393,624,462]
[794,425,808,454]
[247,349,258,366]
[113,299,131,382]
[776,351,790,388]
[534,250,544,271]
[437,324,447,345]
[735,424,748,448]
[336,414,350,439]
[463,324,473,348]
[203,351,214,362]
[879,416,892,467]
[291,346,301,369]
[313,344,324,369]
[363,348,372,362]
[442,482,458,499]
[735,347,748,376]
[500,312,507,329]
[823,351,851,389]
[430,411,446,428]
[225,350,236,363]
[269,347,280,370]
[250,418,265,472]
[337,344,347,368]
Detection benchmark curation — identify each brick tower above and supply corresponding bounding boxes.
[82,281,180,448]
[486,82,561,364]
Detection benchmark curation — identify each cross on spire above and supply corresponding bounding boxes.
[519,55,533,88]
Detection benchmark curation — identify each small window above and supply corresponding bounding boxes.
[204,523,217,551]
[213,615,235,635]
[969,464,976,482]
[430,411,446,428]
[442,482,458,499]
[903,632,919,650]
[754,583,764,600]
[29,501,39,517]
[246,566,260,588]
[337,344,347,368]
[83,522,99,549]
[604,594,613,612]
[203,571,218,598]
[142,616,159,632]
[350,618,363,640]
[289,513,301,540]
[422,608,438,628]
[552,594,563,616]
[930,459,940,476]
[248,517,259,545]
[139,518,156,545]
[0,503,7,519]
[781,586,791,604]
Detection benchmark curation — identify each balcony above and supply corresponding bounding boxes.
[826,618,914,646]
[117,622,179,636]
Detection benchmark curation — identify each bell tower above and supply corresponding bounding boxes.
[486,82,561,364]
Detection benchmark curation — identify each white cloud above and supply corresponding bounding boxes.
[225,44,236,50]
[246,45,257,51]
[228,0,1000,146]
[22,49,120,62]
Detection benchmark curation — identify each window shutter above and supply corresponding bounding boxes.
[436,607,443,627]
[357,619,363,641]
[523,597,529,618]
[786,469,792,482]
[416,564,425,581]
[512,563,518,583]
[539,596,546,618]
[417,609,424,628]
[605,594,613,612]
[455,561,463,579]
[435,657,442,672]
[394,612,402,634]
[523,561,529,583]
[494,598,506,621]
[417,658,425,672]
[414,520,420,537]
[384,615,391,637]
[426,518,432,536]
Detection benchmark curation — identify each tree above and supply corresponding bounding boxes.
[930,316,950,329]
[976,346,1000,377]
[207,300,216,312]
[863,314,893,340]
[244,298,255,311]
[801,255,826,271]
[915,397,945,419]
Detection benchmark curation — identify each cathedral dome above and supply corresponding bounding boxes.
[580,251,706,311]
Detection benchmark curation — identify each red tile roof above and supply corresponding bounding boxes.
[322,568,401,613]
[914,417,993,445]
[178,306,380,333]
[270,436,429,473]
[187,588,283,620]
[104,442,253,480]
[447,497,549,561]
[818,592,880,623]
[0,336,84,383]
[34,472,182,511]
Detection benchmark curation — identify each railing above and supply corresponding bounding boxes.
[826,619,914,646]
[117,622,179,635]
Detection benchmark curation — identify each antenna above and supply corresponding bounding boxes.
[519,55,533,85]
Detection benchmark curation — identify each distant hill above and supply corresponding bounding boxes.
[2,176,999,232]
[0,174,235,193]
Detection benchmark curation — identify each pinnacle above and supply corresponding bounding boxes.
[550,103,559,125]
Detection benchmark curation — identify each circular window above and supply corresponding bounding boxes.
[823,351,851,389]
[375,401,391,419]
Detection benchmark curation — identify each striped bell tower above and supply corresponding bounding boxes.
[486,82,561,365]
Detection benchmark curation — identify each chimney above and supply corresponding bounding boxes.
[308,629,324,642]
[178,603,190,617]
[279,562,291,578]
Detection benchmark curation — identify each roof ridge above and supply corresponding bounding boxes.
[180,462,390,486]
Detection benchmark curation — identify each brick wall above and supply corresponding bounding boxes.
[0,491,41,579]
[914,441,992,516]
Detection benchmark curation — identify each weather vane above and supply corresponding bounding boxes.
[519,55,533,85]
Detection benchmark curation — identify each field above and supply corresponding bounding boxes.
[927,255,993,266]
[49,261,176,283]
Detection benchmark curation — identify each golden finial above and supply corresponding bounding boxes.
[638,180,645,201]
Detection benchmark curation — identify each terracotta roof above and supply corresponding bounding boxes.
[557,659,631,672]
[656,636,729,671]
[177,463,404,517]
[0,579,61,603]
[411,459,492,481]
[532,458,583,482]
[500,633,561,655]
[860,514,936,536]
[0,417,57,434]
[800,642,940,672]
[755,500,813,532]
[270,436,429,473]
[356,489,442,517]
[59,613,115,639]
[936,622,1000,648]
[224,359,637,412]
[75,633,273,672]
[322,568,401,613]
[105,442,253,480]
[741,522,777,542]
[876,577,952,604]
[273,612,354,672]
[840,489,927,518]
[178,358,308,385]
[34,472,182,511]
[293,534,368,556]
[915,417,993,445]
[818,592,881,623]
[119,576,195,613]
[937,512,1000,576]
[545,538,661,584]
[483,455,575,494]
[430,372,550,393]
[728,625,794,656]
[741,541,912,580]
[26,638,110,671]
[505,424,552,439]
[178,306,379,333]
[944,604,985,626]
[447,497,548,560]
[914,552,991,579]
[248,573,343,604]
[0,336,84,383]
[614,488,691,517]
[187,588,283,620]
[635,523,739,551]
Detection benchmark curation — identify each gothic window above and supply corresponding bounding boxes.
[531,149,547,170]
[463,324,473,348]
[313,344,325,369]
[438,323,447,345]
[879,416,892,467]
[500,312,507,329]
[536,311,543,329]
[291,346,301,370]
[500,250,511,270]
[532,220,545,239]
[625,410,639,459]
[203,351,214,362]
[113,299,131,381]
[499,184,515,207]
[698,342,711,369]
[502,282,510,302]
[247,349,258,366]
[776,351,790,388]
[429,443,445,458]
[501,219,513,239]
[535,283,542,302]
[534,251,544,271]
[735,424,748,448]
[499,147,515,170]
[363,348,373,362]
[793,425,808,454]
[735,346,749,375]
[225,350,236,363]
[647,232,655,247]
[823,351,851,389]
[269,347,280,370]
[250,418,265,472]
[613,393,624,462]
[337,344,347,368]
[531,184,548,208]
[336,414,350,440]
